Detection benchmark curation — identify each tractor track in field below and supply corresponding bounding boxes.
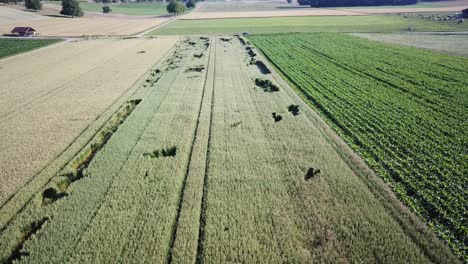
[195,38,216,264]
[166,37,216,264]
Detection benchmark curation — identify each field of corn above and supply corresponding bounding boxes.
[250,32,467,261]
[0,35,461,263]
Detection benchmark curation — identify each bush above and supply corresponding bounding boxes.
[25,0,42,10]
[102,5,111,13]
[61,0,84,17]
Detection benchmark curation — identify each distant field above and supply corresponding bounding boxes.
[196,0,293,12]
[352,33,468,56]
[250,33,468,260]
[0,37,177,207]
[48,2,169,15]
[150,14,467,35]
[334,2,453,9]
[0,39,60,59]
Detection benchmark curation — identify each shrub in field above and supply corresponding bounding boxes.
[102,6,111,13]
[61,0,84,17]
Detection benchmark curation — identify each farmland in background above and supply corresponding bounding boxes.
[0,39,60,59]
[351,33,468,57]
[0,6,171,37]
[250,32,467,260]
[0,36,459,263]
[149,14,468,35]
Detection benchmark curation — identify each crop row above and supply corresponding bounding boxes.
[250,33,467,260]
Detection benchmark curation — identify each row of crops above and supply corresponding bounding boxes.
[250,33,467,260]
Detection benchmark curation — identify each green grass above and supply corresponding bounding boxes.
[49,2,169,15]
[250,32,467,261]
[0,39,61,59]
[149,14,468,35]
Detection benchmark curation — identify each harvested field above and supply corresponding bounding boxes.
[0,6,170,36]
[0,37,178,206]
[352,33,468,56]
[0,36,458,263]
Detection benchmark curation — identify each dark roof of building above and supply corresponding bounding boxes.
[11,27,36,33]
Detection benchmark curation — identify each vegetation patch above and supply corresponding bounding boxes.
[143,146,177,158]
[271,112,282,122]
[231,121,242,128]
[255,78,279,92]
[288,105,300,116]
[251,32,468,259]
[0,39,61,59]
[305,167,321,181]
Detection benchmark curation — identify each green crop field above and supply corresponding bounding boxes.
[149,14,468,35]
[250,32,468,260]
[0,36,459,263]
[0,39,60,59]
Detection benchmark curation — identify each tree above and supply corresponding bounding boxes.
[287,0,293,3]
[61,0,84,17]
[102,5,111,13]
[167,0,185,15]
[186,0,195,8]
[25,0,41,10]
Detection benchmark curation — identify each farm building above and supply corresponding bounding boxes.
[10,27,37,37]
